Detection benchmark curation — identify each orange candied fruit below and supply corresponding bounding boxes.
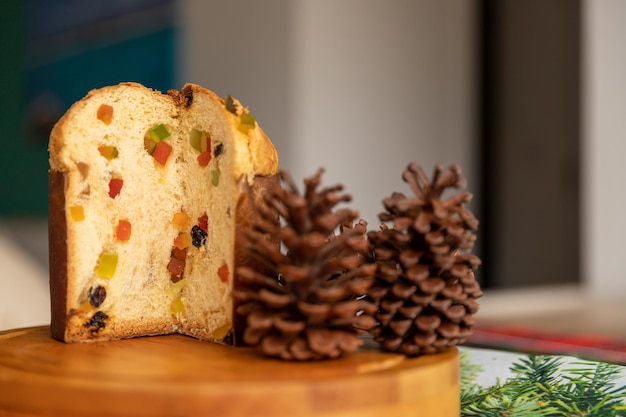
[98,145,119,160]
[115,219,131,241]
[172,211,190,230]
[218,263,229,283]
[69,205,84,221]
[173,232,192,250]
[97,104,114,125]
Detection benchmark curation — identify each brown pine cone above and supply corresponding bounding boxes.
[366,163,482,355]
[233,169,377,360]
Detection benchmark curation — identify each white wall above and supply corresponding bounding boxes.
[582,0,626,299]
[180,0,479,228]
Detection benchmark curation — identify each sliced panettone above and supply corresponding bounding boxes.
[48,82,278,343]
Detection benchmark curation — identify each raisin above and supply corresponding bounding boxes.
[191,225,207,248]
[84,311,108,332]
[214,143,224,157]
[184,88,193,108]
[88,286,107,307]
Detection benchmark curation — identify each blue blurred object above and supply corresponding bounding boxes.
[0,0,177,214]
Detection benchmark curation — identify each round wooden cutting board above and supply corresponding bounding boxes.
[0,326,459,417]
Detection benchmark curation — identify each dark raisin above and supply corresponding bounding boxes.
[214,143,224,157]
[191,225,207,248]
[224,94,237,115]
[184,88,193,108]
[84,311,108,332]
[88,286,107,307]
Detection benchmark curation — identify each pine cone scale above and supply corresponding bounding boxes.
[367,164,482,356]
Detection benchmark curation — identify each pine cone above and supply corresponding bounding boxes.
[366,163,482,356]
[233,169,377,360]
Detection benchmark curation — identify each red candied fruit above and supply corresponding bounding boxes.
[171,246,187,261]
[108,178,123,198]
[197,150,212,167]
[152,141,172,165]
[167,258,185,281]
[198,213,208,232]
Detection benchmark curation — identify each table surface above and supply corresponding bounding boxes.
[0,326,460,417]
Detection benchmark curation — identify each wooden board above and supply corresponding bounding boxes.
[0,326,459,417]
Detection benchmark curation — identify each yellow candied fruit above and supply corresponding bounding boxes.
[69,205,84,221]
[172,211,190,230]
[166,278,187,297]
[173,233,192,250]
[170,298,185,314]
[78,300,92,311]
[237,113,256,133]
[212,323,231,340]
[96,252,118,279]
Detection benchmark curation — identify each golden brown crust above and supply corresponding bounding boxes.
[179,83,279,179]
[48,170,68,342]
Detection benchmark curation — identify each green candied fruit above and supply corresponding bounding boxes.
[211,169,220,186]
[189,129,203,152]
[150,124,171,142]
[96,252,118,279]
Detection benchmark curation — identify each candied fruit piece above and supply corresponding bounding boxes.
[172,211,190,229]
[69,205,84,221]
[97,104,113,125]
[78,300,92,311]
[88,286,107,308]
[197,150,212,167]
[198,213,208,232]
[173,232,192,250]
[238,113,256,133]
[211,169,220,187]
[108,178,123,198]
[150,124,170,142]
[144,137,157,154]
[116,219,131,241]
[212,323,231,340]
[190,129,211,153]
[166,278,187,297]
[189,129,202,152]
[167,257,185,280]
[96,252,118,279]
[170,298,185,314]
[218,263,229,283]
[98,146,118,160]
[152,141,172,165]
[171,246,187,260]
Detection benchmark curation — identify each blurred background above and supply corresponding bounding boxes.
[1,0,624,333]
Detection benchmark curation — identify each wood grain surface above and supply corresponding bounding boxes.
[0,326,459,417]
